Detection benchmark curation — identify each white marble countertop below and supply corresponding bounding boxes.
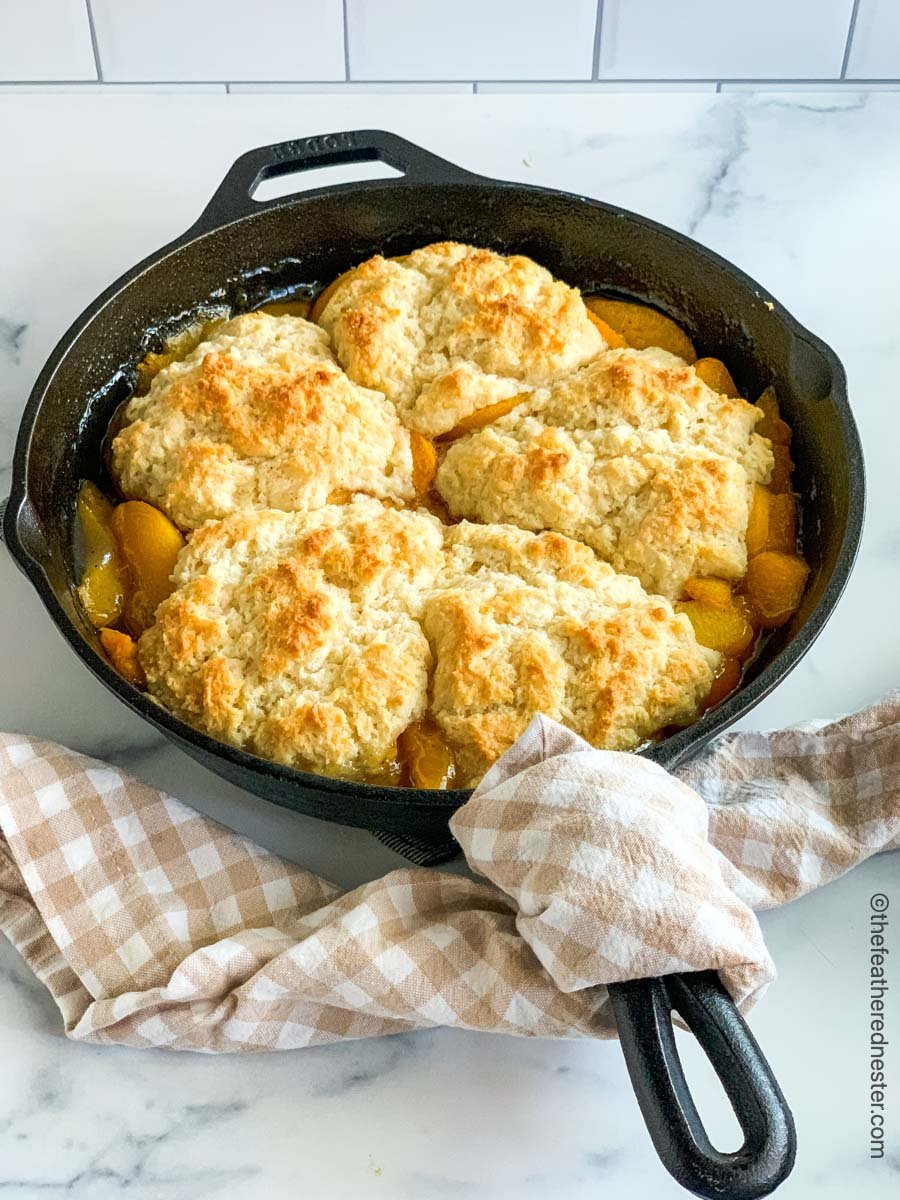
[1,92,898,1198]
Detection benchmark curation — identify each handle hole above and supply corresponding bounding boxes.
[251,160,403,202]
[675,1027,745,1153]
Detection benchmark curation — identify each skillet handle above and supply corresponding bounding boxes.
[194,129,483,230]
[608,971,795,1200]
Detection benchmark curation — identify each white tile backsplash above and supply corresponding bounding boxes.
[346,0,598,81]
[476,82,717,93]
[598,0,854,80]
[0,0,96,81]
[720,82,900,92]
[0,83,228,94]
[229,83,475,94]
[90,0,346,82]
[0,0,897,89]
[846,0,900,78]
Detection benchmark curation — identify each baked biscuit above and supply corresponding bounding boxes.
[139,501,715,785]
[317,242,605,435]
[111,313,417,530]
[429,522,717,784]
[436,348,774,597]
[139,500,446,779]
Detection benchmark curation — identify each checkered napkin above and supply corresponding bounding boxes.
[0,694,897,1052]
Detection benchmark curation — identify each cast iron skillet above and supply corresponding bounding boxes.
[3,130,865,1199]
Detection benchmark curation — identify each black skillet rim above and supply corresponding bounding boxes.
[4,133,866,819]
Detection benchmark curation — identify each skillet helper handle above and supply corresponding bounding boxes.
[608,970,796,1200]
[194,129,482,230]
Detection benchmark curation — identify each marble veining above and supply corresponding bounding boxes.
[0,318,27,366]
[0,90,898,1198]
[685,103,749,235]
[0,1095,260,1196]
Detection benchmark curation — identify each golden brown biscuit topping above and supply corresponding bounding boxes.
[138,502,715,784]
[436,348,774,597]
[317,242,605,435]
[111,313,417,529]
[95,247,807,788]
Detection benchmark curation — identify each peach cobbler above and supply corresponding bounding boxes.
[77,243,808,788]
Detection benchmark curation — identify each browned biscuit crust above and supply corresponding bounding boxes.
[139,503,716,784]
[317,242,605,435]
[111,313,416,529]
[436,348,774,597]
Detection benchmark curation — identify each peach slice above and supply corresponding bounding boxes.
[76,481,126,628]
[753,388,795,492]
[410,431,438,497]
[743,551,810,629]
[398,719,456,790]
[586,308,628,348]
[756,386,792,445]
[693,357,740,398]
[765,493,798,553]
[441,393,530,441]
[584,297,697,362]
[746,485,772,559]
[110,501,186,636]
[99,628,146,688]
[703,656,742,711]
[683,576,733,610]
[769,444,795,494]
[676,598,756,657]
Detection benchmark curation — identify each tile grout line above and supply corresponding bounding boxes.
[213,77,897,86]
[342,0,351,81]
[83,0,103,82]
[206,77,894,86]
[2,78,900,89]
[591,0,605,81]
[494,76,897,85]
[841,0,863,79]
[469,76,898,86]
[0,81,233,90]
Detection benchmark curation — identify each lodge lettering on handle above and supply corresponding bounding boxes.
[272,132,359,162]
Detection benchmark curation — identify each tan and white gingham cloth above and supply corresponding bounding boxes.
[0,694,898,1052]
